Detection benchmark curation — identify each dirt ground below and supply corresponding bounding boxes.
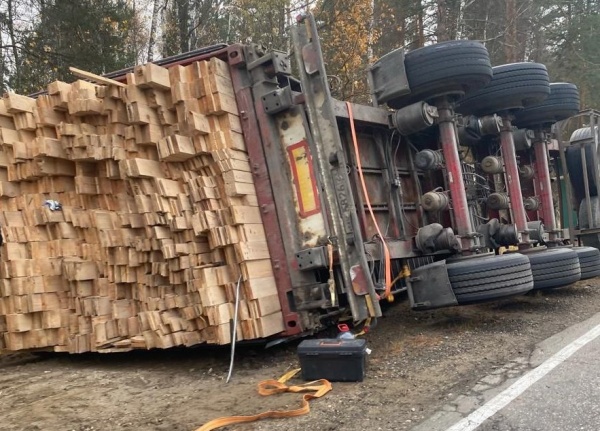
[2,279,600,431]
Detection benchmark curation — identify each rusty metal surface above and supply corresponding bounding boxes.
[228,46,304,336]
[338,121,422,246]
[292,16,381,321]
[343,127,397,241]
[334,85,422,254]
[275,111,328,248]
[364,239,416,260]
[350,264,371,296]
[331,99,389,126]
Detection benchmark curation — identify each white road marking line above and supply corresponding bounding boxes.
[445,322,600,431]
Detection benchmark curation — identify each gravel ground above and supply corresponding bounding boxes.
[1,279,600,431]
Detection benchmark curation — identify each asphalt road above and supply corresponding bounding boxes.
[413,312,600,431]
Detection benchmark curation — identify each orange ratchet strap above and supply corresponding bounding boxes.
[193,369,332,431]
[346,101,393,299]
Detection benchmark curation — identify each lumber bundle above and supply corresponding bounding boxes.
[0,59,285,353]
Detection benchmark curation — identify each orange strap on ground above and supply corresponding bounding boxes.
[193,369,332,431]
[346,101,393,298]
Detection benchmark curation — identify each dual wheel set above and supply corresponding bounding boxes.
[377,40,600,305]
[447,247,600,305]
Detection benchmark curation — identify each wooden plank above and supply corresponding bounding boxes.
[205,92,239,116]
[3,93,36,113]
[122,158,165,178]
[69,67,127,88]
[255,311,285,337]
[42,310,67,329]
[126,102,161,125]
[0,56,279,353]
[6,313,34,332]
[234,241,270,262]
[134,63,171,90]
[63,259,99,281]
[243,276,278,299]
[222,170,254,184]
[157,135,195,162]
[186,111,211,135]
[224,181,256,197]
[230,205,262,225]
[28,293,61,312]
[205,303,231,325]
[249,294,281,319]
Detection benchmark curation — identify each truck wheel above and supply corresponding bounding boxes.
[578,196,600,229]
[567,145,598,203]
[456,63,550,116]
[526,248,581,290]
[513,83,580,128]
[387,40,493,109]
[573,246,600,280]
[447,253,533,304]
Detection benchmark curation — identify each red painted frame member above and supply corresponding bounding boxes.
[533,139,556,232]
[226,46,303,335]
[438,100,476,250]
[500,117,530,244]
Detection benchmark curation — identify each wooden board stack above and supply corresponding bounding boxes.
[0,58,285,353]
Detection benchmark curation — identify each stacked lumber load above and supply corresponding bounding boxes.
[0,58,285,353]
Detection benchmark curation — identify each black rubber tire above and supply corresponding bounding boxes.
[456,62,550,116]
[570,126,597,144]
[388,40,493,108]
[513,83,580,128]
[573,246,600,280]
[526,248,581,290]
[578,196,600,229]
[567,145,598,202]
[447,253,533,304]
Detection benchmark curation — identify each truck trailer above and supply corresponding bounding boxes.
[0,14,597,352]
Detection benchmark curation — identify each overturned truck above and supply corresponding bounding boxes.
[0,14,597,353]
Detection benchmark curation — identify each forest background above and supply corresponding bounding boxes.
[0,0,598,107]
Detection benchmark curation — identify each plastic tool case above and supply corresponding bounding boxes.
[297,338,367,382]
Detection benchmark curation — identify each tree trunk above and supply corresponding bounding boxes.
[367,0,375,63]
[177,0,190,54]
[7,0,21,89]
[416,2,425,47]
[147,0,162,61]
[437,0,448,41]
[505,0,517,63]
[0,21,4,94]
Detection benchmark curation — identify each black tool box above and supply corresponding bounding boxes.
[297,338,367,382]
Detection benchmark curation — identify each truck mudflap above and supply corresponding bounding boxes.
[407,260,458,310]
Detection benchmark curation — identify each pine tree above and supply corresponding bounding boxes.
[12,0,138,94]
[315,0,380,102]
